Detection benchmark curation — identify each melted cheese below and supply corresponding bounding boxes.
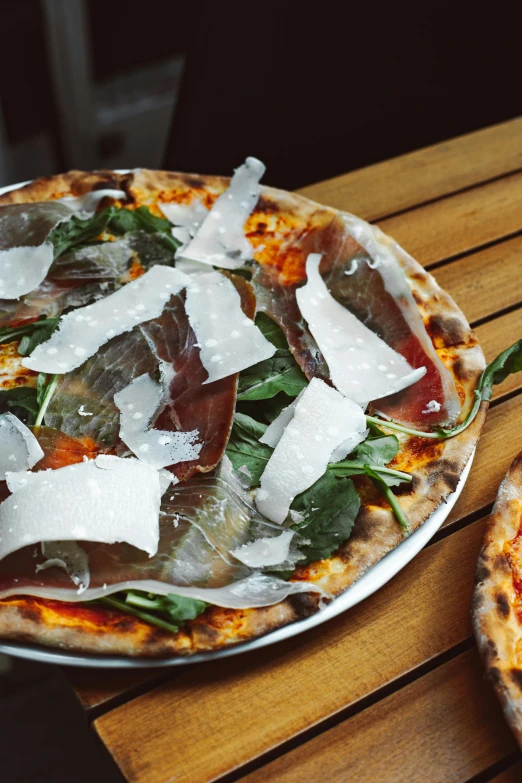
[0,456,164,562]
[0,413,44,480]
[296,254,426,407]
[114,373,202,469]
[256,378,367,524]
[184,269,275,384]
[22,265,191,374]
[180,157,265,269]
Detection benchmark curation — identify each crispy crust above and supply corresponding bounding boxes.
[473,454,522,747]
[0,169,486,657]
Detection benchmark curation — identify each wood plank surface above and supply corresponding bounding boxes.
[489,760,522,782]
[297,118,522,221]
[379,170,522,268]
[434,234,522,326]
[93,517,488,783]
[240,650,517,783]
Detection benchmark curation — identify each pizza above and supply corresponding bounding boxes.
[0,159,496,658]
[474,453,522,746]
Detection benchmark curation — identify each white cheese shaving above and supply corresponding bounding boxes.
[184,269,276,383]
[159,199,208,233]
[180,157,265,269]
[0,413,44,480]
[114,373,202,469]
[296,254,426,407]
[423,399,441,414]
[0,456,163,562]
[36,541,90,593]
[256,378,367,524]
[78,405,93,417]
[230,530,295,567]
[259,391,305,448]
[0,242,54,299]
[22,265,191,374]
[57,189,126,214]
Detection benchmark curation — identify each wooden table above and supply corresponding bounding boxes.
[67,118,522,783]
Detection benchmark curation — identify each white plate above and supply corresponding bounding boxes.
[0,177,473,668]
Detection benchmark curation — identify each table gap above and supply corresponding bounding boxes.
[471,300,522,330]
[425,227,522,273]
[465,752,522,783]
[218,638,476,783]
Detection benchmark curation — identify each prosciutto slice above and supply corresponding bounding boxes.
[45,274,256,481]
[253,211,460,428]
[0,448,317,607]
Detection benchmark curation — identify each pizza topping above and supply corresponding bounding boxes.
[159,199,208,235]
[423,399,441,414]
[0,456,164,563]
[230,530,295,567]
[36,541,90,593]
[0,413,44,479]
[256,378,367,523]
[22,265,191,374]
[184,269,275,383]
[114,373,202,469]
[57,189,126,213]
[0,243,55,300]
[296,254,426,408]
[259,393,302,447]
[181,157,265,269]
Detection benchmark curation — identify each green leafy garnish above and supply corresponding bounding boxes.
[225,413,272,486]
[365,466,410,535]
[98,592,208,635]
[237,314,307,401]
[290,473,361,563]
[0,386,39,420]
[49,208,116,259]
[34,373,60,427]
[108,205,180,253]
[367,339,522,440]
[0,317,60,349]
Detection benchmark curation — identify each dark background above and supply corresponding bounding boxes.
[0,1,520,781]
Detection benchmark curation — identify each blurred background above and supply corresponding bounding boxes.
[0,0,519,191]
[0,1,520,780]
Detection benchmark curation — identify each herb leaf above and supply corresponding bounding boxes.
[0,317,60,349]
[291,473,360,563]
[365,466,410,535]
[0,386,39,421]
[237,314,307,401]
[49,208,116,259]
[98,591,208,635]
[225,413,272,486]
[109,206,180,253]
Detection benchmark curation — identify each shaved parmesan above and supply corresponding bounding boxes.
[36,541,90,593]
[259,391,304,448]
[230,530,295,567]
[22,265,191,374]
[0,413,44,480]
[159,199,208,232]
[181,157,265,269]
[57,189,126,214]
[0,456,163,562]
[256,378,367,524]
[114,373,202,469]
[0,242,54,299]
[184,269,275,383]
[296,254,426,407]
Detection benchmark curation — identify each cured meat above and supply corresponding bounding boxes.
[253,211,460,428]
[45,274,256,481]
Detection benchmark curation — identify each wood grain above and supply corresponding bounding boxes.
[297,118,522,221]
[434,234,522,326]
[489,760,522,782]
[379,171,522,268]
[240,650,517,783]
[94,517,487,783]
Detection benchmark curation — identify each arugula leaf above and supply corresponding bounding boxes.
[367,339,522,441]
[109,206,180,253]
[98,591,208,635]
[328,433,410,487]
[49,207,117,259]
[353,433,399,465]
[0,317,60,349]
[237,314,307,401]
[0,386,39,421]
[225,413,272,486]
[290,473,360,564]
[34,374,60,426]
[365,466,410,535]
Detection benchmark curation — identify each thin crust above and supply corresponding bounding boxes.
[473,454,522,746]
[0,168,486,657]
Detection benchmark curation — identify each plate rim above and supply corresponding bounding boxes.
[0,174,472,668]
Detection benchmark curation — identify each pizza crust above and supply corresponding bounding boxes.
[0,169,486,657]
[473,453,522,746]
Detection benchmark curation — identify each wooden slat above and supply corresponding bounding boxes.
[240,650,517,783]
[378,171,522,268]
[489,760,522,782]
[297,118,522,221]
[71,309,522,711]
[434,234,522,326]
[94,517,487,783]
